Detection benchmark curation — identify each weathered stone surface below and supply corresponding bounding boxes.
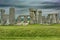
[42,16,46,24]
[9,8,15,25]
[17,16,21,23]
[47,13,59,24]
[24,15,28,23]
[29,8,37,24]
[38,11,42,24]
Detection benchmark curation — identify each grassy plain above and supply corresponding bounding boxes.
[0,24,60,40]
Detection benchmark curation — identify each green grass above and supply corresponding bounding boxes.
[0,24,60,40]
[0,37,60,40]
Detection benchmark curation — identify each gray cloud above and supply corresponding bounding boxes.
[0,0,60,9]
[0,0,60,17]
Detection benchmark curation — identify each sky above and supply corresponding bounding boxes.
[0,0,60,18]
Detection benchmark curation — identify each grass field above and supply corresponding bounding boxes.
[0,37,60,40]
[0,24,60,40]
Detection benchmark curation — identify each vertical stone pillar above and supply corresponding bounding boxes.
[47,13,59,24]
[54,13,59,24]
[3,14,9,25]
[24,15,27,23]
[38,11,42,24]
[9,8,15,25]
[17,16,21,23]
[29,9,34,24]
[29,8,37,24]
[50,14,53,24]
[58,13,60,23]
[52,14,56,24]
[47,14,52,24]
[55,14,59,23]
[42,16,46,24]
[47,14,50,24]
[34,10,37,24]
[0,9,5,25]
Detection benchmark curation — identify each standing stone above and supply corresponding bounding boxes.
[47,14,50,24]
[34,10,37,24]
[17,16,21,23]
[47,14,52,24]
[29,8,34,24]
[58,13,60,23]
[42,16,46,24]
[47,13,59,24]
[9,8,15,25]
[52,14,56,24]
[29,8,37,24]
[55,13,59,23]
[24,15,28,23]
[3,14,9,25]
[0,9,6,25]
[52,13,59,24]
[38,11,42,24]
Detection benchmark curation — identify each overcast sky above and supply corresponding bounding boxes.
[0,0,60,18]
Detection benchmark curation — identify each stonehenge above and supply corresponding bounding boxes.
[47,13,59,24]
[0,8,60,25]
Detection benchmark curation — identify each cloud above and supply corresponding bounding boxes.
[0,0,60,17]
[0,0,60,9]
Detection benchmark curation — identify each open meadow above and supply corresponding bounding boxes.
[0,24,60,40]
